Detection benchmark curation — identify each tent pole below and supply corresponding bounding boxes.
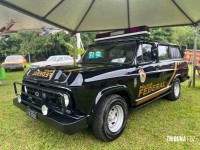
[28,52,31,64]
[192,25,199,88]
[76,33,81,61]
[72,34,76,65]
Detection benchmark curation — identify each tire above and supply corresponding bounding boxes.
[92,94,128,141]
[166,78,181,101]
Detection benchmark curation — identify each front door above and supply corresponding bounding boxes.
[133,43,163,105]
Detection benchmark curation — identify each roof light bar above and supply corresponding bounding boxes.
[95,26,150,41]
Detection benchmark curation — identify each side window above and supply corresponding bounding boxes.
[137,44,153,63]
[169,47,181,59]
[57,57,63,61]
[64,56,72,61]
[158,45,170,60]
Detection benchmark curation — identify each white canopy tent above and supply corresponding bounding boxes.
[0,0,199,32]
[0,5,54,33]
[0,0,200,86]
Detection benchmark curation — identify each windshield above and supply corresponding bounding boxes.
[46,56,58,62]
[5,56,23,62]
[82,43,137,64]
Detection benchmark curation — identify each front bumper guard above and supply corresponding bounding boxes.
[13,98,88,134]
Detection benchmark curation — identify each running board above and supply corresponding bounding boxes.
[130,91,171,112]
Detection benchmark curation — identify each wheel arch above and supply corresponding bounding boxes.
[174,74,183,82]
[93,85,133,113]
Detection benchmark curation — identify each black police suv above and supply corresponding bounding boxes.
[13,26,189,141]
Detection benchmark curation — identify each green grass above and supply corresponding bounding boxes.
[0,65,200,149]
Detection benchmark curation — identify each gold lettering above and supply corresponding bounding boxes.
[138,87,144,97]
[152,84,156,92]
[143,87,148,95]
[138,82,167,97]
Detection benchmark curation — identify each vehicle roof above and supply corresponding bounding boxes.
[49,55,72,57]
[7,55,23,57]
[93,38,179,47]
[155,41,179,47]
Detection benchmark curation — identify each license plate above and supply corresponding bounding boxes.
[26,108,37,119]
[31,69,54,80]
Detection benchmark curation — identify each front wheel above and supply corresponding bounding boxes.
[92,94,128,141]
[166,78,181,101]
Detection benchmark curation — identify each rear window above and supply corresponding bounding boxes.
[5,56,23,62]
[169,47,181,59]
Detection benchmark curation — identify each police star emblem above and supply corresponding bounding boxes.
[139,68,146,83]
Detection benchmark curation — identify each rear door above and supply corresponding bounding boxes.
[56,56,64,66]
[157,45,177,87]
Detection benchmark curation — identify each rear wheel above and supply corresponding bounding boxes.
[166,78,181,101]
[92,94,128,141]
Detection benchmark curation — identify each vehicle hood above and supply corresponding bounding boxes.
[24,64,131,86]
[31,61,53,67]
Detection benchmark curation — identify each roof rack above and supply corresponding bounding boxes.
[94,34,150,45]
[94,26,150,44]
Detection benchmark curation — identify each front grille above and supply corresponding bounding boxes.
[3,64,22,67]
[22,85,65,113]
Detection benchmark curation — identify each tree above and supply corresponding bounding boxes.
[81,32,96,46]
[0,34,21,56]
[150,27,173,42]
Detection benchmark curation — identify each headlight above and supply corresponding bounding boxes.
[41,105,48,115]
[17,95,22,103]
[24,86,27,93]
[63,94,69,107]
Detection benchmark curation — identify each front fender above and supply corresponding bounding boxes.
[95,84,129,105]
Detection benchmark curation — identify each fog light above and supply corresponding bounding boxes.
[24,86,27,93]
[41,105,48,115]
[63,94,69,107]
[17,95,22,103]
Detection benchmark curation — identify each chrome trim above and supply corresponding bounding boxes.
[136,86,171,102]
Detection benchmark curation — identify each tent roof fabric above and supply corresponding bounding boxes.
[0,4,54,32]
[0,0,200,32]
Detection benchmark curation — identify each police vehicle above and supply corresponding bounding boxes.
[13,26,189,141]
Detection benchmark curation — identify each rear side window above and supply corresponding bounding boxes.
[57,57,63,61]
[169,47,181,59]
[64,57,73,61]
[158,45,170,60]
